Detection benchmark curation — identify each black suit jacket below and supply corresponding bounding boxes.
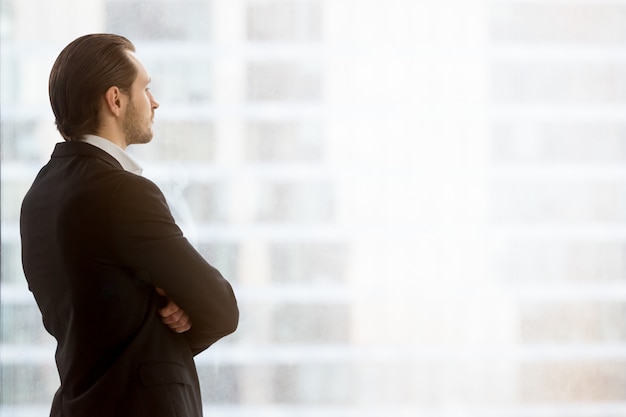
[20,141,239,417]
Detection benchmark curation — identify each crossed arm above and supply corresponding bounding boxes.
[112,175,238,353]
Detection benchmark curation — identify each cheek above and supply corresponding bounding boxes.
[141,95,152,112]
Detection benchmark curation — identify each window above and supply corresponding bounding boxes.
[2,0,626,415]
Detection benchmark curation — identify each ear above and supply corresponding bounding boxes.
[103,86,125,117]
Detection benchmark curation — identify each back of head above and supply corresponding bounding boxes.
[49,34,137,141]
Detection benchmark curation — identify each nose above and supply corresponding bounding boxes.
[149,91,159,109]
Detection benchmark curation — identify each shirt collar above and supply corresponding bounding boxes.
[81,135,143,175]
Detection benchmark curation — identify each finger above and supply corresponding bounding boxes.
[155,287,166,296]
[159,300,180,318]
[157,299,192,333]
[174,316,192,332]
[172,323,191,333]
[166,314,192,333]
[162,308,185,324]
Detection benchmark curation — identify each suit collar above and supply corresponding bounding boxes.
[82,135,143,175]
[51,141,124,171]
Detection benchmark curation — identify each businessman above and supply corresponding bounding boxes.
[20,34,238,417]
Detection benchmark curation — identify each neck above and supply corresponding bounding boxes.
[93,130,127,150]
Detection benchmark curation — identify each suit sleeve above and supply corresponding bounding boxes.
[108,174,238,354]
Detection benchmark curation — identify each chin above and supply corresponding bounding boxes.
[127,134,153,146]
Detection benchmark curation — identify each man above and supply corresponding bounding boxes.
[20,34,238,417]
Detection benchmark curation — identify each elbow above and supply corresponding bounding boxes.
[187,303,239,355]
[201,281,239,339]
[203,293,238,338]
[221,300,239,336]
[220,283,239,335]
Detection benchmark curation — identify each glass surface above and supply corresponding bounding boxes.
[2,0,626,415]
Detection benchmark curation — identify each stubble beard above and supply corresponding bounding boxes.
[123,101,153,147]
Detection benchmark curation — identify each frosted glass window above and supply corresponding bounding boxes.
[247,0,322,41]
[2,0,626,415]
[247,61,323,101]
[245,122,325,162]
[106,0,212,40]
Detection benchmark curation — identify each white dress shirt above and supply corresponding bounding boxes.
[81,135,143,175]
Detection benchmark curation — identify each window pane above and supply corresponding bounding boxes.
[3,0,626,415]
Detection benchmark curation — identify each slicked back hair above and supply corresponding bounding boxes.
[49,34,137,141]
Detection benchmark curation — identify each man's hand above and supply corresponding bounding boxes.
[155,287,192,333]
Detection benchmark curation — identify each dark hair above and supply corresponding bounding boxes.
[49,34,137,141]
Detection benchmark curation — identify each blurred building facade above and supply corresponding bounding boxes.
[1,0,625,415]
